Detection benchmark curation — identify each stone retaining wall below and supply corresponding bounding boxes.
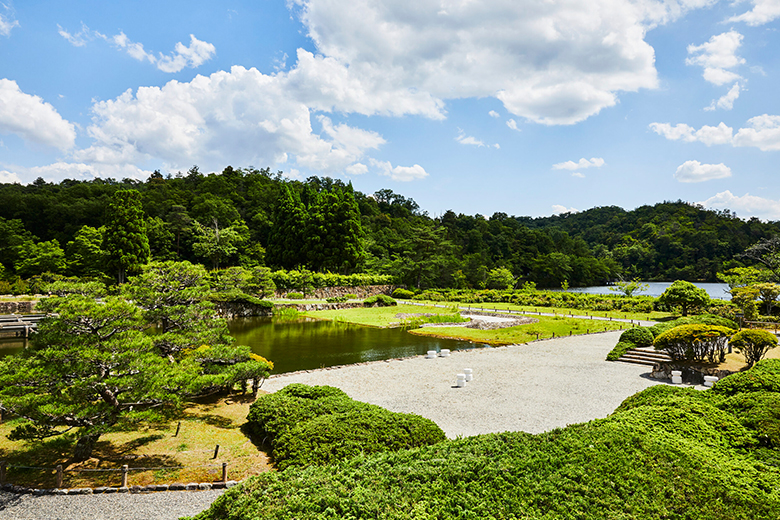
[0,480,239,496]
[650,362,735,384]
[278,302,367,312]
[0,301,36,314]
[275,285,394,299]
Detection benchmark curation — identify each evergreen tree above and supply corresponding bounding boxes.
[103,190,150,283]
[267,185,308,269]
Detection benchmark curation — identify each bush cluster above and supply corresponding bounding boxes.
[284,292,304,299]
[270,269,394,291]
[606,326,655,360]
[363,294,397,307]
[196,362,780,520]
[391,288,415,299]
[325,296,348,303]
[653,324,734,363]
[245,384,445,470]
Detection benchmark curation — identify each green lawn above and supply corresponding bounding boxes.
[411,315,629,346]
[301,304,461,328]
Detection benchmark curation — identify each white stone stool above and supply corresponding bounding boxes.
[671,370,682,385]
[426,350,437,359]
[455,373,466,387]
[463,368,473,382]
[703,375,718,387]
[439,349,450,357]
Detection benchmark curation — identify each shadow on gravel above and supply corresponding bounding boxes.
[0,491,23,511]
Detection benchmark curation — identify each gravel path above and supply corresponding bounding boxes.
[0,489,224,520]
[264,330,664,436]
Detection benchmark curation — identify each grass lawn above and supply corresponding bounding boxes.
[0,393,271,489]
[410,315,630,346]
[405,300,674,322]
[301,304,461,328]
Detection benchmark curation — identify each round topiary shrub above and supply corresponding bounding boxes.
[619,327,654,347]
[392,288,415,299]
[653,324,734,363]
[606,341,635,361]
[730,329,779,368]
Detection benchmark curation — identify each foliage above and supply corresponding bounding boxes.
[619,326,654,347]
[657,280,710,316]
[606,341,636,361]
[718,266,773,291]
[610,278,649,297]
[391,288,415,299]
[191,219,241,270]
[653,324,735,363]
[270,269,393,291]
[363,294,397,307]
[13,239,67,278]
[245,384,445,470]
[43,279,106,297]
[285,292,304,299]
[103,190,150,284]
[192,361,780,520]
[712,359,780,396]
[730,329,779,367]
[65,225,106,278]
[647,314,738,338]
[344,293,358,299]
[740,236,780,282]
[325,296,348,303]
[754,282,780,315]
[485,267,515,290]
[732,285,760,322]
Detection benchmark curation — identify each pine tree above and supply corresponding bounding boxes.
[103,190,150,283]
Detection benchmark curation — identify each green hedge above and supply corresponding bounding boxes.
[192,361,780,520]
[606,326,655,360]
[712,359,780,396]
[392,288,415,299]
[363,294,397,307]
[271,270,394,291]
[653,324,734,363]
[606,341,635,361]
[245,384,445,470]
[647,314,738,338]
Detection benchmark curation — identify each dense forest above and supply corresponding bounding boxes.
[0,166,778,289]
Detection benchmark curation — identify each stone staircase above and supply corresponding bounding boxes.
[616,346,672,366]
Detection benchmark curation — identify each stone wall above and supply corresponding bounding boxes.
[274,285,394,299]
[213,301,274,318]
[278,302,367,312]
[0,301,36,314]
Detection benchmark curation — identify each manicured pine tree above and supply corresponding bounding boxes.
[103,190,150,284]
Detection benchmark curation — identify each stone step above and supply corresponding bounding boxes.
[616,347,672,366]
[615,357,657,366]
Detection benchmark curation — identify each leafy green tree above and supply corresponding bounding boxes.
[730,329,778,367]
[0,295,195,461]
[0,216,36,276]
[14,240,67,277]
[610,279,649,297]
[753,282,780,315]
[741,236,780,281]
[306,184,364,273]
[486,267,515,290]
[657,280,710,316]
[731,286,759,322]
[717,266,772,291]
[192,219,240,270]
[165,205,193,257]
[66,225,106,278]
[103,190,150,284]
[145,216,175,260]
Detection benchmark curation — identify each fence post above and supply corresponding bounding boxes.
[222,462,228,483]
[56,464,64,488]
[174,421,181,437]
[213,445,220,459]
[0,461,6,484]
[121,465,128,488]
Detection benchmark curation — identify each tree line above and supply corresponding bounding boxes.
[0,167,778,288]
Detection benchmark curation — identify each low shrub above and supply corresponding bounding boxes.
[648,314,738,338]
[606,341,635,361]
[712,359,780,396]
[344,293,358,299]
[392,288,415,299]
[653,324,734,363]
[730,329,779,367]
[246,384,445,470]
[718,391,780,447]
[325,296,348,303]
[363,294,397,307]
[285,292,304,299]
[619,327,654,347]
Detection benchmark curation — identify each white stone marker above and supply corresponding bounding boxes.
[671,370,682,385]
[426,350,437,359]
[703,375,718,387]
[463,368,473,382]
[439,349,451,357]
[456,373,466,387]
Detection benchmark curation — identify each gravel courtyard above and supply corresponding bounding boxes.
[0,330,665,519]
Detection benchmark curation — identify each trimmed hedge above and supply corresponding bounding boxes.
[245,384,445,470]
[712,359,780,396]
[391,288,415,299]
[619,327,654,347]
[363,294,397,307]
[606,341,635,361]
[647,314,738,338]
[193,362,780,520]
[730,329,779,367]
[653,324,734,363]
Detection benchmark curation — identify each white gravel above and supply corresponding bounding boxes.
[264,330,664,436]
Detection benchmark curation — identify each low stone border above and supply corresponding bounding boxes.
[0,480,240,496]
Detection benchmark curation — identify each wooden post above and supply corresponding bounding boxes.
[174,421,181,437]
[221,462,228,483]
[121,465,128,487]
[0,461,6,484]
[56,464,63,488]
[213,444,220,459]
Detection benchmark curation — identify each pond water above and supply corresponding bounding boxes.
[1,318,484,374]
[559,282,731,300]
[228,317,483,374]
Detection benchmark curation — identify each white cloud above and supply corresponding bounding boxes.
[290,0,715,126]
[552,204,578,215]
[0,162,151,183]
[370,159,428,181]
[488,110,500,118]
[699,191,780,220]
[78,66,388,174]
[686,31,744,86]
[506,119,519,131]
[0,79,76,150]
[552,157,605,171]
[651,117,780,151]
[456,131,485,147]
[0,170,21,183]
[649,122,733,145]
[0,7,18,37]
[112,32,215,73]
[674,160,731,182]
[705,82,741,111]
[345,162,368,175]
[727,0,780,26]
[572,172,586,178]
[58,22,104,47]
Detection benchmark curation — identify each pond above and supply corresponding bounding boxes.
[558,282,731,300]
[0,317,484,375]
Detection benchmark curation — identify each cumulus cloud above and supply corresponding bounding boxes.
[488,110,500,118]
[552,204,578,215]
[0,162,151,183]
[0,79,76,150]
[289,0,715,125]
[686,31,745,86]
[345,162,368,175]
[112,33,215,73]
[77,66,389,174]
[0,7,19,37]
[572,172,586,178]
[506,119,519,131]
[370,159,428,181]
[456,131,486,147]
[58,22,104,47]
[699,190,780,220]
[674,160,731,182]
[0,169,21,183]
[727,0,780,26]
[651,117,780,151]
[705,82,741,111]
[552,157,605,171]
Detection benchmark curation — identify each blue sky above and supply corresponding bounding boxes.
[1,0,780,219]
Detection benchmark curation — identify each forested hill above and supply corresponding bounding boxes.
[0,168,777,288]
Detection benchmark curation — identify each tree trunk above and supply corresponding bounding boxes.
[73,432,101,462]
